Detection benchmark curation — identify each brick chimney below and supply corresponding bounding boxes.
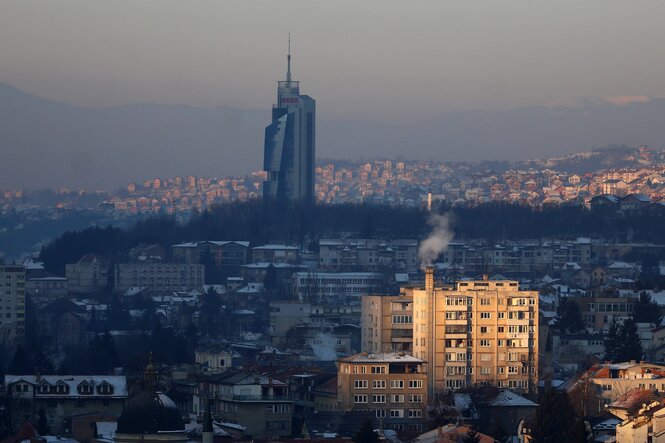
[425,266,434,295]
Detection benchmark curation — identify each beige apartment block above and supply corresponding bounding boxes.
[362,295,413,354]
[337,353,427,430]
[361,270,539,396]
[410,269,538,395]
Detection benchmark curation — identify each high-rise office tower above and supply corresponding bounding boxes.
[263,37,316,205]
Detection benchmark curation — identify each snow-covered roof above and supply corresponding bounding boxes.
[21,258,45,270]
[4,375,128,398]
[341,352,425,364]
[608,261,638,269]
[242,262,304,269]
[96,422,117,440]
[123,286,145,297]
[252,244,299,250]
[394,273,409,283]
[490,390,538,407]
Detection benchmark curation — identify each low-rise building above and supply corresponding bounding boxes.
[3,375,127,434]
[586,362,665,404]
[65,255,109,295]
[337,353,428,431]
[292,272,384,303]
[198,371,293,438]
[251,245,300,264]
[114,262,205,295]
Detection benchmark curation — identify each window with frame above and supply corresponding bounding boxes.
[390,409,404,418]
[354,395,368,404]
[372,394,386,403]
[480,339,490,347]
[409,394,423,403]
[390,380,404,389]
[480,367,491,375]
[371,366,386,374]
[408,409,423,418]
[354,380,368,389]
[480,312,491,319]
[372,380,386,389]
[392,394,404,403]
[409,380,422,389]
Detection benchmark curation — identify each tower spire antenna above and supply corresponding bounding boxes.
[286,33,292,84]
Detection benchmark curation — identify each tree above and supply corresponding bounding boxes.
[633,292,662,325]
[604,319,621,362]
[37,407,50,435]
[555,298,584,333]
[8,345,32,374]
[618,318,643,362]
[264,264,278,292]
[352,420,378,443]
[462,429,481,443]
[532,388,585,443]
[428,392,459,427]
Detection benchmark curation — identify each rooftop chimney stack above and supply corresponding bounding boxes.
[425,266,434,295]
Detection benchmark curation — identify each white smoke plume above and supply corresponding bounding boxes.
[310,333,337,361]
[418,213,454,269]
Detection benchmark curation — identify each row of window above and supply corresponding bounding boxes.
[375,409,423,418]
[354,395,423,404]
[353,380,423,389]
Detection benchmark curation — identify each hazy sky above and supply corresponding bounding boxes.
[2,0,665,120]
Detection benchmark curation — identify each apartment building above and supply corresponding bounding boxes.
[319,239,419,273]
[197,371,292,438]
[114,261,205,294]
[442,239,591,274]
[360,271,538,396]
[251,244,300,264]
[171,241,250,267]
[292,272,384,303]
[586,362,665,404]
[0,265,26,343]
[65,255,109,294]
[411,269,538,395]
[361,294,413,354]
[337,353,428,431]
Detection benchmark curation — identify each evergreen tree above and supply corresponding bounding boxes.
[8,345,32,374]
[555,298,584,333]
[532,388,584,443]
[633,292,662,325]
[604,319,621,362]
[462,429,481,443]
[264,264,278,292]
[352,420,378,443]
[32,345,55,374]
[618,318,643,362]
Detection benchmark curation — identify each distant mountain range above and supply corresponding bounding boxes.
[2,82,665,189]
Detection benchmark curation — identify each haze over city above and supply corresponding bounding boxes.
[3,1,665,188]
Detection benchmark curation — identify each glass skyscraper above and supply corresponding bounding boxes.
[263,42,316,205]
